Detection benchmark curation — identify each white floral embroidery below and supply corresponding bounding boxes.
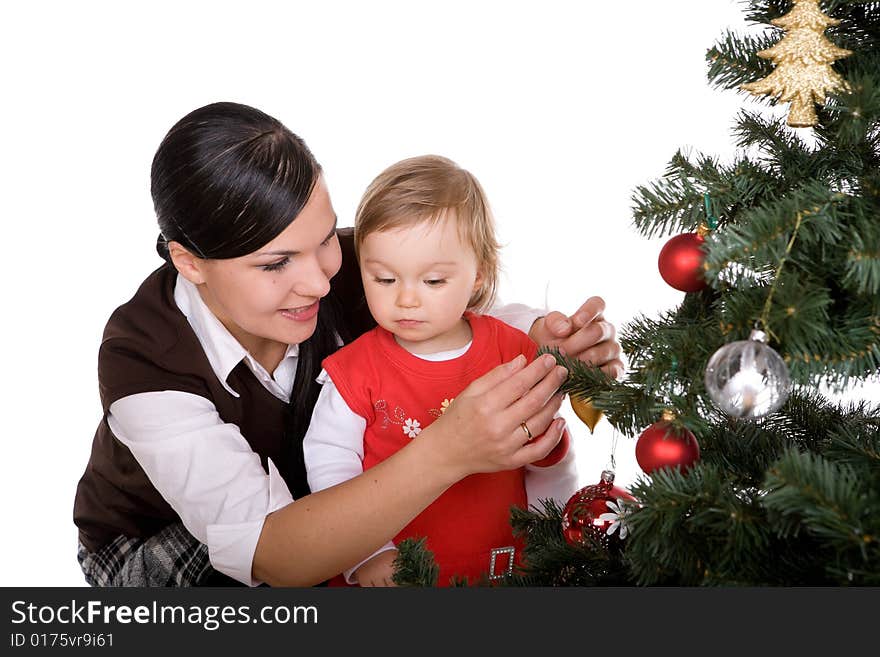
[403,418,422,438]
[440,399,452,413]
[597,499,631,539]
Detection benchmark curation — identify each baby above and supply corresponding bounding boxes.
[303,155,577,586]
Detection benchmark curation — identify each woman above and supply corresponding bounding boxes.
[73,102,623,587]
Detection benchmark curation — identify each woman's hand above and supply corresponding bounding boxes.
[420,353,568,482]
[529,296,624,379]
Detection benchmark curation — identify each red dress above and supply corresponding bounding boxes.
[322,313,567,586]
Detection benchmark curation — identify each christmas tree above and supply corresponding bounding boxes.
[396,0,880,586]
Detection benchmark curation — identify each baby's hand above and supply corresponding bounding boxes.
[354,549,399,587]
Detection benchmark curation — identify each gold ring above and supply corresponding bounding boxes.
[520,421,533,441]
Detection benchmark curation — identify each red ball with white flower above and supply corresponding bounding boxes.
[561,470,636,548]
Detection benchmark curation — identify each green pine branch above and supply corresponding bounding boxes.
[707,30,776,90]
[393,538,439,587]
[763,449,880,583]
[625,465,777,585]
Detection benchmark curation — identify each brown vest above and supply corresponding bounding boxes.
[73,228,375,552]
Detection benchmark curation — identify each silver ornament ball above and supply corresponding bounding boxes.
[704,329,791,419]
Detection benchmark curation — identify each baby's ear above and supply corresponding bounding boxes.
[168,241,207,285]
[467,269,487,311]
[472,268,485,293]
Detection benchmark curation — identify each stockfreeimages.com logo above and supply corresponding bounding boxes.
[11,600,317,632]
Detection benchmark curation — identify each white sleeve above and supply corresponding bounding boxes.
[486,301,545,337]
[302,371,367,492]
[524,431,580,510]
[108,391,294,587]
[302,370,396,584]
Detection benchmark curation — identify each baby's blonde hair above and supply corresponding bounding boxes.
[354,155,500,312]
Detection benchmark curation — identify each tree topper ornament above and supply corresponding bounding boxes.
[741,0,851,127]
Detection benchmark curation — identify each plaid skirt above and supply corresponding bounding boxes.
[77,522,233,587]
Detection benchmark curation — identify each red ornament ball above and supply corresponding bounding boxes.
[561,470,636,548]
[635,421,701,474]
[658,232,707,292]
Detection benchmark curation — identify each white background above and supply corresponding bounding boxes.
[1,1,876,586]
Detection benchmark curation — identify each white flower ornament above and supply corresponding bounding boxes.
[597,499,630,539]
[403,418,422,438]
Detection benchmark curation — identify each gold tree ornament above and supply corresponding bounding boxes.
[569,395,604,433]
[741,0,851,127]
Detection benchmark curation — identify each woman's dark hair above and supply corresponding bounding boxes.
[152,101,319,261]
[151,101,349,497]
